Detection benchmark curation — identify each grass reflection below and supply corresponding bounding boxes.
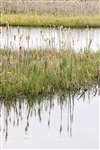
[0,86,99,141]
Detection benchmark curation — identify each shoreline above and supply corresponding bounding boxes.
[1,15,100,28]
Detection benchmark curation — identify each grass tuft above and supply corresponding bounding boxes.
[0,49,100,99]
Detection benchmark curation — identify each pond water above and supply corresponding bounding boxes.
[0,88,99,149]
[1,27,100,51]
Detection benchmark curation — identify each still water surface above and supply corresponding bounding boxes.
[1,27,100,51]
[0,89,99,149]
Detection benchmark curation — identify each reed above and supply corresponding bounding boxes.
[0,0,100,15]
[0,48,100,99]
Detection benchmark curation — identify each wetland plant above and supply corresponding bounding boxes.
[0,49,100,99]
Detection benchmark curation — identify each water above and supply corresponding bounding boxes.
[1,27,100,51]
[0,89,99,149]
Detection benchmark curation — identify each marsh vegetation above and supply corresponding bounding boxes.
[0,0,100,15]
[0,0,100,149]
[1,15,100,28]
[0,26,100,103]
[0,48,100,99]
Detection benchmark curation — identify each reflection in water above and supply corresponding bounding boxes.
[1,27,100,51]
[0,85,99,143]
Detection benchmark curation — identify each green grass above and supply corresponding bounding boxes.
[0,49,100,99]
[1,14,100,28]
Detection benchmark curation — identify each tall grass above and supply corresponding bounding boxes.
[0,0,100,15]
[1,15,100,28]
[0,49,100,99]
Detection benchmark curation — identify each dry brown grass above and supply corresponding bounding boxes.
[0,0,100,15]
